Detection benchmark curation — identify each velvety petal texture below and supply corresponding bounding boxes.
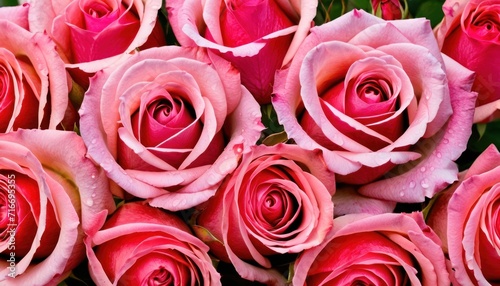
[79,46,263,211]
[86,202,220,286]
[28,0,164,86]
[194,143,335,285]
[426,144,500,285]
[435,0,500,122]
[272,9,477,203]
[0,129,115,285]
[166,0,318,103]
[293,212,450,286]
[0,19,70,133]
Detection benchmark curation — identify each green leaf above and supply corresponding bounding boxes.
[0,0,19,7]
[414,0,445,28]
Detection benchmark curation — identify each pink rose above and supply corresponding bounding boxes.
[371,0,405,20]
[435,0,500,123]
[426,144,500,285]
[86,201,220,285]
[273,9,477,204]
[0,3,29,29]
[28,0,165,87]
[0,13,70,133]
[293,212,450,285]
[166,0,318,104]
[79,46,263,211]
[194,143,335,285]
[0,129,115,285]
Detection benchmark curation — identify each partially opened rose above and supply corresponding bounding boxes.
[0,11,70,133]
[0,129,115,285]
[79,46,263,211]
[167,0,318,103]
[86,201,220,285]
[194,143,335,285]
[273,9,477,204]
[435,0,500,122]
[28,0,165,87]
[293,212,450,286]
[426,144,500,285]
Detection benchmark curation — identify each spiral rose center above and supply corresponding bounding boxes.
[465,4,500,42]
[261,189,287,225]
[85,2,112,18]
[356,79,391,104]
[148,267,173,285]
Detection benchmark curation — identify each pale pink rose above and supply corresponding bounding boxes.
[371,0,405,20]
[0,129,115,285]
[28,0,165,87]
[79,46,263,211]
[435,0,500,123]
[0,16,70,133]
[273,9,477,204]
[86,201,220,285]
[166,0,318,104]
[426,144,500,285]
[194,143,335,285]
[293,212,450,285]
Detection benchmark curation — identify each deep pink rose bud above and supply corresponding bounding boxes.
[167,0,318,104]
[371,0,405,20]
[211,0,295,102]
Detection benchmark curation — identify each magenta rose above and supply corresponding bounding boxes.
[86,201,220,285]
[167,0,318,104]
[0,129,115,285]
[194,143,335,285]
[273,9,477,204]
[79,46,263,211]
[426,144,500,285]
[0,8,70,133]
[435,0,500,122]
[28,0,165,87]
[293,212,450,286]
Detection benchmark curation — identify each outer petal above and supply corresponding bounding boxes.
[358,55,476,202]
[0,4,29,30]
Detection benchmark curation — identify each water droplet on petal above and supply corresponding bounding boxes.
[91,193,96,198]
[409,181,416,188]
[421,180,429,188]
[430,167,435,171]
[436,152,442,158]
[233,143,244,154]
[86,199,94,207]
[400,191,405,197]
[91,139,97,144]
[91,174,96,179]
[443,138,449,144]
[420,167,426,173]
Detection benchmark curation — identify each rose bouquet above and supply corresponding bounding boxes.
[0,0,499,285]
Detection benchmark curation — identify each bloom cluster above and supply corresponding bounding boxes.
[0,0,499,285]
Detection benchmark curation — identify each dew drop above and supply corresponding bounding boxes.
[420,180,429,188]
[91,174,96,179]
[443,138,449,144]
[420,167,426,173]
[233,143,244,154]
[91,139,97,144]
[430,167,435,171]
[409,181,416,188]
[86,199,94,207]
[91,193,96,198]
[436,152,442,158]
[400,191,405,197]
